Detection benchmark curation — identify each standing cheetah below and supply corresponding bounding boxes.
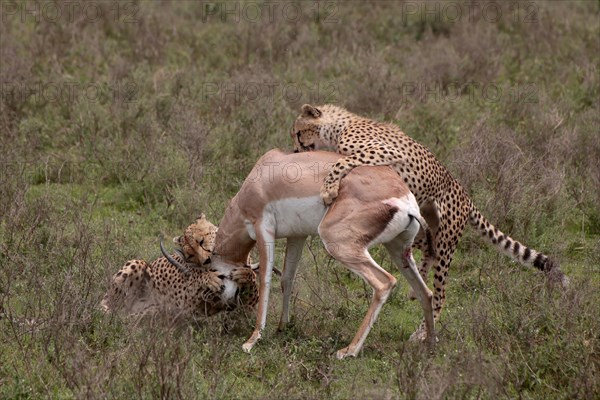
[291,104,568,330]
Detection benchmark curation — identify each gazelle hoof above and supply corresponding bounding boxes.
[242,342,254,353]
[335,346,357,360]
[242,330,262,353]
[406,288,417,301]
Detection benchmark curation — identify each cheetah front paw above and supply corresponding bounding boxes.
[320,183,339,206]
[206,271,225,293]
[231,267,256,285]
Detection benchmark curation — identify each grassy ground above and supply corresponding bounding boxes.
[1,1,599,398]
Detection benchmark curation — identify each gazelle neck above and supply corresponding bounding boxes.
[212,194,255,266]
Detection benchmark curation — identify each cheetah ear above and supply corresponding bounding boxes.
[301,104,321,118]
[197,213,206,221]
[172,236,182,245]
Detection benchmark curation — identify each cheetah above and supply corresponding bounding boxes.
[172,213,218,268]
[291,104,568,332]
[101,215,259,318]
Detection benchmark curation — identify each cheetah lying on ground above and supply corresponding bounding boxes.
[101,215,258,318]
[292,104,568,333]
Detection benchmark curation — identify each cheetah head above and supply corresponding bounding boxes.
[292,104,352,152]
[172,214,218,266]
[292,104,328,152]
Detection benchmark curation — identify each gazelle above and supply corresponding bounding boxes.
[210,149,436,359]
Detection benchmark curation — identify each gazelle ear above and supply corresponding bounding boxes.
[301,104,321,118]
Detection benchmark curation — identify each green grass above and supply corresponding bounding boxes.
[1,1,599,399]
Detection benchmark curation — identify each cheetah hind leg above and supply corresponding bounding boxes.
[101,260,155,315]
[411,210,467,339]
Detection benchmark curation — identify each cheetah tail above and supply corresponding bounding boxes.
[468,206,569,287]
[410,214,437,260]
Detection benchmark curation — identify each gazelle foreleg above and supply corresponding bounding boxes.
[242,221,276,352]
[278,236,307,331]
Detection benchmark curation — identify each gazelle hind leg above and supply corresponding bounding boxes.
[408,200,440,300]
[403,253,435,345]
[278,236,307,331]
[384,240,435,345]
[322,241,397,359]
[408,239,436,301]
